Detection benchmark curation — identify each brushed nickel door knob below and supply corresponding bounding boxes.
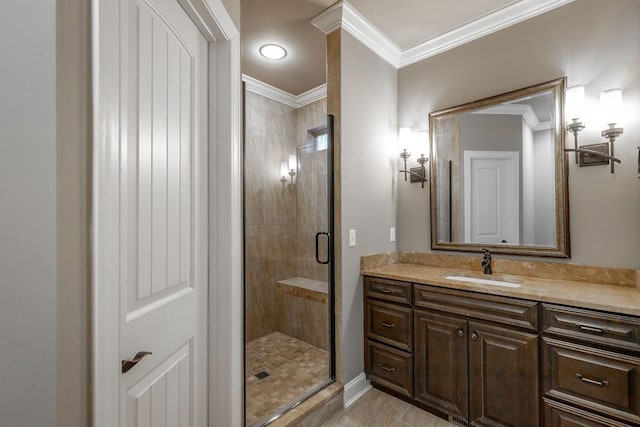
[122,351,152,373]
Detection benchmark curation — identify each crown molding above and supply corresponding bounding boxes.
[242,74,326,108]
[312,1,401,68]
[312,0,574,70]
[297,83,328,106]
[338,2,400,67]
[310,1,343,34]
[242,74,298,107]
[399,0,574,67]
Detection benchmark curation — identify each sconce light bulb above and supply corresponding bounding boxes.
[288,154,297,172]
[600,89,623,127]
[565,85,585,122]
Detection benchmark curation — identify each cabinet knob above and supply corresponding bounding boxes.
[457,328,465,337]
[470,332,478,341]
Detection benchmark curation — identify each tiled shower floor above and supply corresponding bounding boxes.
[246,332,330,426]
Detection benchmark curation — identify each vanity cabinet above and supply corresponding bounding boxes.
[364,277,539,427]
[364,275,640,427]
[414,285,539,427]
[541,303,640,426]
[364,277,414,397]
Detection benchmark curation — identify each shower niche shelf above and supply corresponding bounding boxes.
[276,277,328,303]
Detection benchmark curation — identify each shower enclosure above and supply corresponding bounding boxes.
[243,88,335,426]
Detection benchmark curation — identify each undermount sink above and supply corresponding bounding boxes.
[445,275,521,288]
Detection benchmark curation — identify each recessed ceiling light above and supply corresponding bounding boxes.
[259,44,287,60]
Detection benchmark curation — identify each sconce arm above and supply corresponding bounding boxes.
[564,148,621,164]
[398,168,426,179]
[399,167,427,188]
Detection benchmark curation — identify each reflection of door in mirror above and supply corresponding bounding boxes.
[464,151,519,245]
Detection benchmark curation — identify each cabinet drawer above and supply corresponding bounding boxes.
[542,303,640,353]
[364,276,412,305]
[543,398,634,427]
[365,340,413,397]
[365,299,412,351]
[414,284,538,331]
[542,337,640,425]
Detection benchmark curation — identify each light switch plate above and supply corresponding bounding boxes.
[390,227,396,242]
[348,229,356,247]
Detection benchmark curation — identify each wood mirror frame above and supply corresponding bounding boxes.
[429,78,570,258]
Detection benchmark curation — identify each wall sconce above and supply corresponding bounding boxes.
[398,127,428,189]
[563,86,623,173]
[600,89,624,173]
[279,154,297,192]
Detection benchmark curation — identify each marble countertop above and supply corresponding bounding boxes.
[362,263,640,316]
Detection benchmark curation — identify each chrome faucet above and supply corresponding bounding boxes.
[481,249,492,275]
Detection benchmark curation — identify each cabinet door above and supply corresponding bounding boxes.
[469,322,539,427]
[544,397,633,427]
[414,310,468,419]
[542,337,640,425]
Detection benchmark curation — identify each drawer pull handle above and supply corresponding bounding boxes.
[575,323,608,334]
[380,365,396,373]
[380,321,395,328]
[576,373,609,387]
[378,288,393,294]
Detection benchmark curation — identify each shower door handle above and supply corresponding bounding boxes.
[315,232,331,265]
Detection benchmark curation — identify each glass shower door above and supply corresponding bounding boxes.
[243,83,335,426]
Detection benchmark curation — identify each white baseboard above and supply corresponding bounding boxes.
[343,372,371,408]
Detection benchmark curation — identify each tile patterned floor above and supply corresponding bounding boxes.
[246,332,330,426]
[320,388,457,427]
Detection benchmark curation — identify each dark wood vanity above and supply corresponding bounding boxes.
[363,275,640,427]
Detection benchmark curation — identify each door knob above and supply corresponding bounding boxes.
[122,351,152,373]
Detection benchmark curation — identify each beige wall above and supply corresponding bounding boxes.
[1,1,58,426]
[398,0,640,269]
[57,0,92,426]
[339,30,398,383]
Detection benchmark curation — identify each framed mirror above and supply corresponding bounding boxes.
[429,78,570,257]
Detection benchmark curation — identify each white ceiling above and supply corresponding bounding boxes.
[241,0,573,95]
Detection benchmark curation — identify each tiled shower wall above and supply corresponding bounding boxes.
[245,91,328,349]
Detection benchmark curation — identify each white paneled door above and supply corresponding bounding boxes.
[464,151,519,245]
[119,0,207,425]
